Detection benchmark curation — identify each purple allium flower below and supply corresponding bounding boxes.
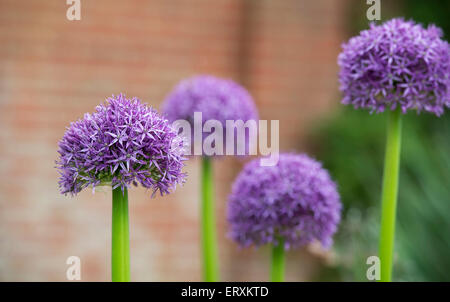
[56,94,186,196]
[227,153,342,250]
[338,18,450,116]
[161,75,258,155]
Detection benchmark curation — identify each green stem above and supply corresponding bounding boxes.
[201,157,219,282]
[270,238,285,282]
[378,109,402,282]
[112,187,130,282]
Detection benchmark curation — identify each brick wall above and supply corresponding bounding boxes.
[0,0,349,281]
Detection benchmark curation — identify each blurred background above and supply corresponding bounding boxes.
[0,0,448,281]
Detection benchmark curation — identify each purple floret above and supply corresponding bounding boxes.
[56,94,186,196]
[227,153,342,250]
[161,75,259,155]
[338,18,450,116]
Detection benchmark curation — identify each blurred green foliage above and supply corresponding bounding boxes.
[311,109,450,281]
[347,0,450,38]
[404,0,450,39]
[311,0,450,281]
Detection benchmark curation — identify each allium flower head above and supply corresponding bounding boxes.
[56,94,186,196]
[338,18,450,116]
[227,153,341,250]
[161,75,258,155]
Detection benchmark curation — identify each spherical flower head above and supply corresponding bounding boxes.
[56,94,186,196]
[227,153,341,250]
[338,18,450,116]
[161,75,259,156]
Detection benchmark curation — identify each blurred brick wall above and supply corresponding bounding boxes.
[0,0,348,281]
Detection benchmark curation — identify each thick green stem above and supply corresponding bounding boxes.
[270,238,285,282]
[378,109,402,282]
[201,157,219,282]
[112,187,130,282]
